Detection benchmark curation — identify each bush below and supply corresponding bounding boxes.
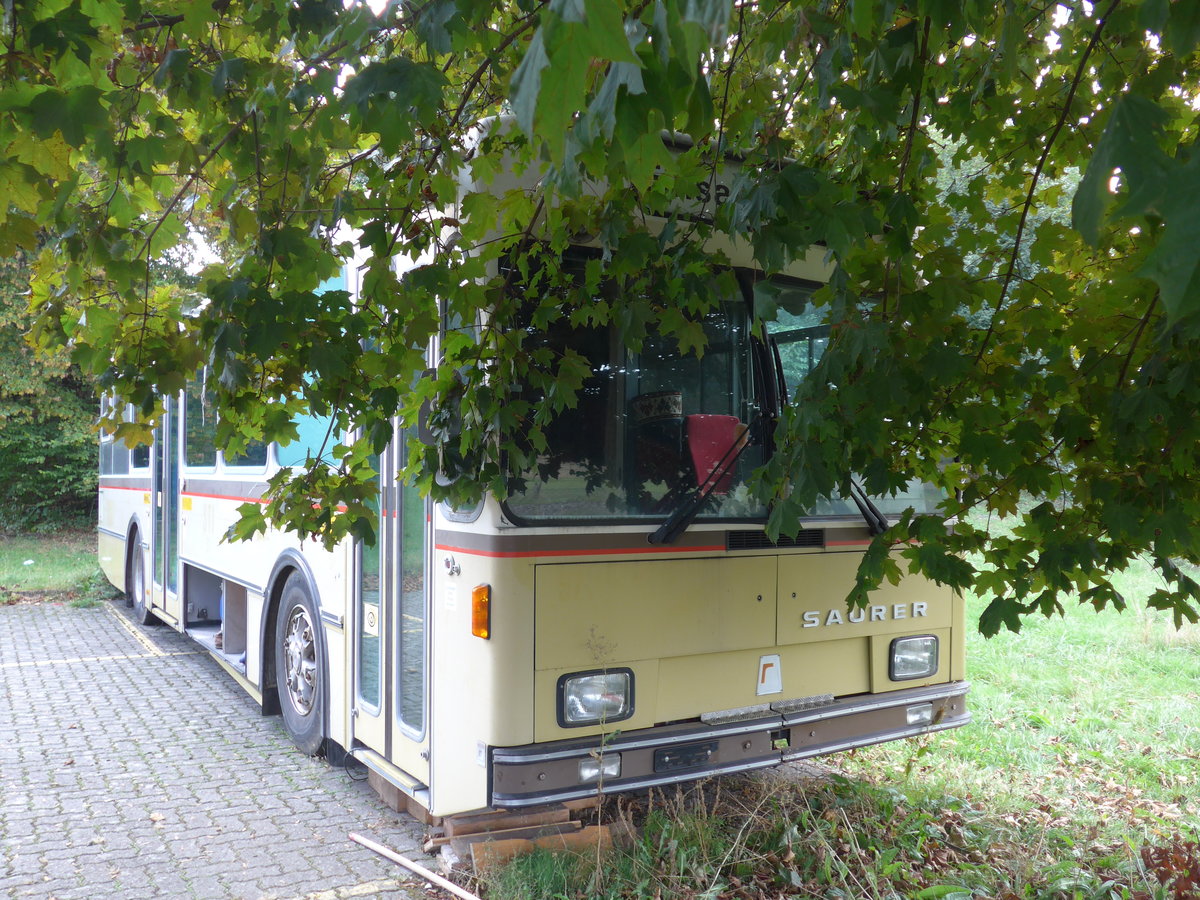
[0,253,97,532]
[0,405,97,532]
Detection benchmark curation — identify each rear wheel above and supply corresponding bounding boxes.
[127,536,156,626]
[275,573,325,755]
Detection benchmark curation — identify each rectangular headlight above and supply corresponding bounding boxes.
[579,753,622,783]
[890,635,939,681]
[557,669,634,727]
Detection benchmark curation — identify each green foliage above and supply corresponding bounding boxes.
[485,771,1192,898]
[0,413,97,531]
[0,256,96,532]
[66,569,122,608]
[3,1,1200,629]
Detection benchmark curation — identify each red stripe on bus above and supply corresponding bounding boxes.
[99,484,148,493]
[183,491,268,504]
[181,491,350,513]
[434,543,725,559]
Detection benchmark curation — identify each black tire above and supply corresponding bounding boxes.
[127,535,157,626]
[275,572,325,756]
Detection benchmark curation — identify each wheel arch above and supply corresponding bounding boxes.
[260,551,330,742]
[123,514,147,595]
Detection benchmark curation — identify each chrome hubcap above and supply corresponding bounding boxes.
[283,607,316,716]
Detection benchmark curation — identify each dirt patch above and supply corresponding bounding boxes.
[1,588,80,606]
[1,589,58,606]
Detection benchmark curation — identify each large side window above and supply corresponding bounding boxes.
[184,374,218,469]
[275,410,336,468]
[182,371,269,471]
[99,432,112,476]
[223,441,268,469]
[99,398,114,475]
[100,438,131,476]
[129,400,151,470]
[99,397,132,475]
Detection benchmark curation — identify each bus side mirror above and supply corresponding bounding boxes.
[416,369,437,446]
[419,371,474,486]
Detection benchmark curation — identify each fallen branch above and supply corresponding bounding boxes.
[348,832,482,900]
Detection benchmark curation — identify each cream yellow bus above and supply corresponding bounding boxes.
[98,155,969,819]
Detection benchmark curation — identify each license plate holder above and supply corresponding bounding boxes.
[653,740,719,773]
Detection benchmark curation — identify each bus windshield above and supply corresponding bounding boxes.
[504,266,765,524]
[504,263,943,525]
[764,280,943,519]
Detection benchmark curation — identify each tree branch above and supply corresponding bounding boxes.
[137,109,255,264]
[972,0,1121,366]
[1115,292,1157,389]
[884,15,932,319]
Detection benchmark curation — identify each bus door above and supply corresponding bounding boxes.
[352,429,431,787]
[150,397,183,623]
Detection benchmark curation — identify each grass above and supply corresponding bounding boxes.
[482,556,1200,900]
[838,562,1200,832]
[0,528,118,606]
[484,773,1196,900]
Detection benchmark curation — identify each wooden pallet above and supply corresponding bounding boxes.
[367,773,631,870]
[421,797,633,871]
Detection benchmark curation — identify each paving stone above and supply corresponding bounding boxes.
[0,601,432,899]
[184,873,229,897]
[107,868,155,893]
[6,853,41,875]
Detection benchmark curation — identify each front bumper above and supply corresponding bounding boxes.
[490,681,970,807]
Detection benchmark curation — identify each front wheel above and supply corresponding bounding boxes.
[275,573,325,756]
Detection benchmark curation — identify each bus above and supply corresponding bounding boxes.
[97,149,970,820]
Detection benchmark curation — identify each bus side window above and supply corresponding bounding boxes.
[99,432,113,475]
[99,397,122,475]
[223,441,269,469]
[101,437,130,476]
[184,375,218,469]
[275,411,336,469]
[122,403,150,470]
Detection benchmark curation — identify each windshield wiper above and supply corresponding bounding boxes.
[847,478,889,536]
[648,421,755,546]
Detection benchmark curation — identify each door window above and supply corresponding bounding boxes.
[396,438,426,735]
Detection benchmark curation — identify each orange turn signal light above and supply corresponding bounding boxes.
[471,584,491,639]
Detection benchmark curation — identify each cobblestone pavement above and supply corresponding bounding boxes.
[0,599,438,900]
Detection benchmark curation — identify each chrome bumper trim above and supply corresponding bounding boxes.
[490,681,971,808]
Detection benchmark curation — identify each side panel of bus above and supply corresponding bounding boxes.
[98,397,358,755]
